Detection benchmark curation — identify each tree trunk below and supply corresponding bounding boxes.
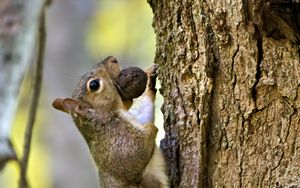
[149,0,300,187]
[0,0,48,170]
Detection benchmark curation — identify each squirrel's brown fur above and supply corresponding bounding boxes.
[52,57,168,188]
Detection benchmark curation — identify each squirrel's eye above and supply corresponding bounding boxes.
[87,79,102,93]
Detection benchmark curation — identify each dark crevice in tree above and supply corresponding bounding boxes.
[281,97,296,143]
[239,117,246,188]
[252,25,263,103]
[270,151,284,172]
[231,45,240,79]
[242,0,250,24]
[201,4,221,187]
[260,167,268,187]
[176,6,182,26]
[206,24,221,73]
[196,109,201,125]
[289,109,298,159]
[175,143,181,187]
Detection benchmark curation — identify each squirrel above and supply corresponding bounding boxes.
[52,56,169,188]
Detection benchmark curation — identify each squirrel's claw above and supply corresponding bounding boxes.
[146,64,159,92]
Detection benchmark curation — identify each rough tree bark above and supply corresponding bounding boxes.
[149,0,300,187]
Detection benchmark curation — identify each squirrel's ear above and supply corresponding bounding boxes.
[101,56,121,80]
[52,98,91,115]
[52,98,79,114]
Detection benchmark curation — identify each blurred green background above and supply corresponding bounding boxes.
[0,0,164,187]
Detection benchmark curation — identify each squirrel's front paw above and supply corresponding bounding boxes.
[145,64,159,92]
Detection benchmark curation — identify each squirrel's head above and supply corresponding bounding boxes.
[52,56,147,123]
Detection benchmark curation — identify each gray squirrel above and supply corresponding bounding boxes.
[52,56,169,188]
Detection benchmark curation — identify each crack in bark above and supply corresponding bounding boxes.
[239,150,244,188]
[198,4,221,188]
[231,45,240,79]
[271,151,285,171]
[242,0,250,24]
[289,113,298,159]
[252,26,263,103]
[197,3,223,187]
[259,166,269,187]
[285,112,295,142]
[176,4,182,27]
[280,97,296,144]
[239,118,246,188]
[175,143,181,187]
[206,23,221,72]
[231,44,240,102]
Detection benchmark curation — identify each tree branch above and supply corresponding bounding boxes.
[19,3,48,188]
